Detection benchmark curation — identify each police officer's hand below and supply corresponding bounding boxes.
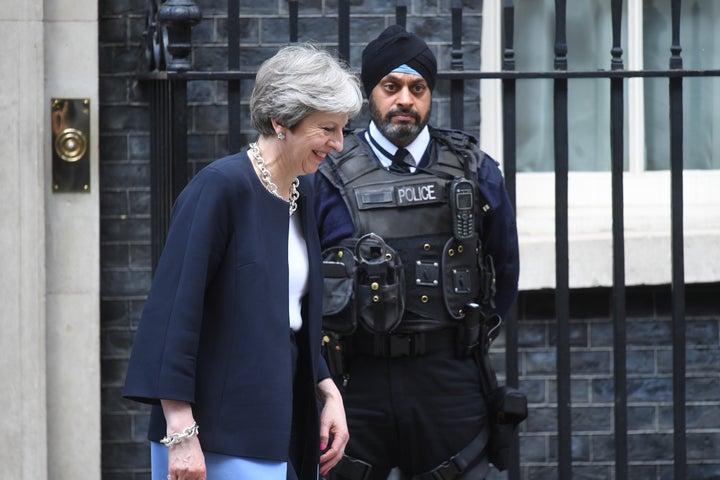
[317,377,349,476]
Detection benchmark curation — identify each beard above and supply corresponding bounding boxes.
[369,96,431,145]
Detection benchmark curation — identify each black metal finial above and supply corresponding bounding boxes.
[503,0,515,71]
[554,0,567,70]
[610,0,624,70]
[289,0,299,43]
[450,0,464,71]
[157,0,202,72]
[395,0,407,28]
[669,0,683,69]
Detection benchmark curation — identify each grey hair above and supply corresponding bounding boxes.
[250,44,363,135]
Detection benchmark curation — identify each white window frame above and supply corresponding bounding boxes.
[480,0,720,291]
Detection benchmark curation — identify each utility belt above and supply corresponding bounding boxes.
[351,328,457,358]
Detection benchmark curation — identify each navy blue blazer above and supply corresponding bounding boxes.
[123,149,329,477]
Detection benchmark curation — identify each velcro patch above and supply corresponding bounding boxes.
[395,182,441,206]
[355,181,445,209]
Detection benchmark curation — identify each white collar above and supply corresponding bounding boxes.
[366,122,431,170]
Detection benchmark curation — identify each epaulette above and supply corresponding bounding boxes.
[430,127,484,178]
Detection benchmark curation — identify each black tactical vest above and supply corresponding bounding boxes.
[319,128,487,332]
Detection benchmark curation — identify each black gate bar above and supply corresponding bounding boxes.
[149,78,189,270]
[289,0,299,42]
[338,0,350,62]
[501,1,520,478]
[450,0,464,130]
[669,1,687,479]
[395,1,407,29]
[553,1,571,478]
[227,0,242,153]
[149,79,173,270]
[609,1,628,479]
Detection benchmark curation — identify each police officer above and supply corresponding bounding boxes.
[313,25,520,480]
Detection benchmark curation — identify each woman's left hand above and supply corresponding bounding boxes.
[317,377,349,476]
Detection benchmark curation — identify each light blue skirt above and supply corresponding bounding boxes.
[151,441,288,480]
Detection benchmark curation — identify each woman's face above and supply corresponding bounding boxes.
[283,111,348,175]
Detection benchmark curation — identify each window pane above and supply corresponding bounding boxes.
[515,1,614,172]
[515,1,554,172]
[644,0,720,170]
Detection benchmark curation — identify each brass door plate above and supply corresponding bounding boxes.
[52,98,90,192]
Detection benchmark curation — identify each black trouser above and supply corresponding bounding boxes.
[330,346,488,480]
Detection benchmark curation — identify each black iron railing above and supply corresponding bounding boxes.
[139,1,719,479]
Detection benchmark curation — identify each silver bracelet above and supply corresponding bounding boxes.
[160,421,199,447]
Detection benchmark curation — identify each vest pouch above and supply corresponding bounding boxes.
[321,245,357,335]
[442,236,481,320]
[354,233,405,333]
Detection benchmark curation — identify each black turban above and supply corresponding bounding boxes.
[361,24,437,98]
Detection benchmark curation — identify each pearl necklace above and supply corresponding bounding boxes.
[249,142,300,216]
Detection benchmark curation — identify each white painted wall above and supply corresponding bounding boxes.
[0,2,48,478]
[45,0,101,477]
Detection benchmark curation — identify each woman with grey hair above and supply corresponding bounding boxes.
[123,44,363,480]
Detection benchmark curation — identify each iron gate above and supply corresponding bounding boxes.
[139,1,720,479]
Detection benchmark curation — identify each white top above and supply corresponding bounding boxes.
[287,213,309,331]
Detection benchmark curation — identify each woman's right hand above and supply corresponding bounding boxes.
[161,399,206,480]
[167,434,206,480]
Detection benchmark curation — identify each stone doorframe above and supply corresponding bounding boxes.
[1,1,100,479]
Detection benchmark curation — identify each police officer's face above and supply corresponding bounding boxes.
[284,111,347,175]
[369,72,432,147]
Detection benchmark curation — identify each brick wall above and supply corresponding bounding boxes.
[99,0,152,477]
[98,1,720,479]
[486,284,720,480]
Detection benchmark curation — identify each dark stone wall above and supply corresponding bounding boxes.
[98,1,720,479]
[99,1,155,478]
[487,284,720,480]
